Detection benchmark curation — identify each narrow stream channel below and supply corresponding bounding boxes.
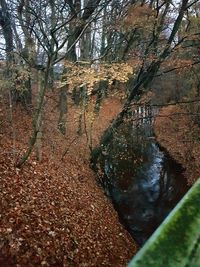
[99,120,190,245]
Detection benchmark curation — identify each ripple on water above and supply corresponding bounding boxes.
[100,124,189,245]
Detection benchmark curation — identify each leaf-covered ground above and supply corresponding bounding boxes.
[0,91,137,267]
[154,105,200,185]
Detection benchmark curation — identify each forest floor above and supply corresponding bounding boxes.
[154,104,200,185]
[1,87,200,267]
[0,89,137,267]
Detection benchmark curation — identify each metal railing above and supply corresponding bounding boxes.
[128,178,200,267]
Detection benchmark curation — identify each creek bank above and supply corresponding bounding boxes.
[0,93,137,267]
[154,105,200,185]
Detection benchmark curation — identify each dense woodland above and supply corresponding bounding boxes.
[0,0,200,266]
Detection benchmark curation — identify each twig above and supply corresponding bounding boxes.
[61,136,79,160]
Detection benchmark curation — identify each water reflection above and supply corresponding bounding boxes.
[100,122,189,245]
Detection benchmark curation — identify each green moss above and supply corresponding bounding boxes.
[128,178,200,267]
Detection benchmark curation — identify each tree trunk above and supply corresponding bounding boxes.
[16,59,51,167]
[94,80,109,114]
[35,70,43,161]
[58,86,68,135]
[0,0,14,73]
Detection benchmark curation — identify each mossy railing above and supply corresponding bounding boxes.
[128,178,200,267]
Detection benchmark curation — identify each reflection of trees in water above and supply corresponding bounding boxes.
[107,123,143,184]
[100,120,189,245]
[155,169,171,211]
[105,124,146,186]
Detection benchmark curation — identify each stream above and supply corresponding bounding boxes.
[99,119,189,245]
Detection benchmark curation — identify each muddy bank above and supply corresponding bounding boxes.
[154,105,200,184]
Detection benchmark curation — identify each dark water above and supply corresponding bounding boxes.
[99,122,189,245]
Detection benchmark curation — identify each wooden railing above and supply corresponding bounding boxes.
[128,105,159,126]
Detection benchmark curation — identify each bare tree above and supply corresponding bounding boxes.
[91,0,196,166]
[15,0,110,166]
